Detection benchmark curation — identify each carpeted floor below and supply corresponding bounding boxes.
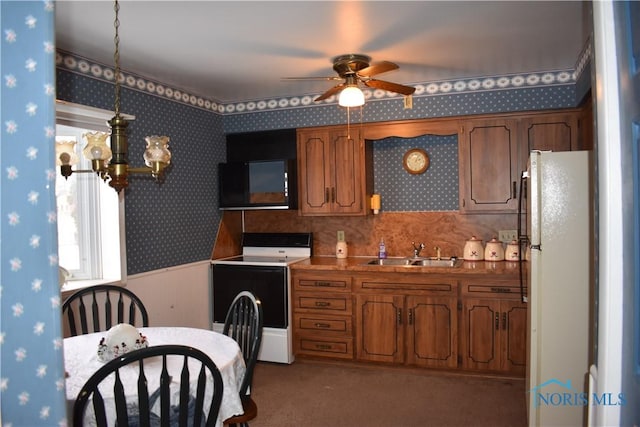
[249,359,527,427]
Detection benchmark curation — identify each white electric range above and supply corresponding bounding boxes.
[210,232,312,364]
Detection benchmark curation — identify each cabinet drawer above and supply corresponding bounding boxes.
[295,276,352,292]
[293,292,352,314]
[294,313,353,334]
[355,276,457,295]
[461,283,525,299]
[294,335,353,359]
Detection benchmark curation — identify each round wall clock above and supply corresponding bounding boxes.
[403,148,429,174]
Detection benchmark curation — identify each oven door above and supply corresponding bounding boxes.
[212,264,287,328]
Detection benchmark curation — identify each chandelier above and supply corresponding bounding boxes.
[56,0,171,193]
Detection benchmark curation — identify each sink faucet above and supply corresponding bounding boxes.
[434,246,442,260]
[411,242,425,258]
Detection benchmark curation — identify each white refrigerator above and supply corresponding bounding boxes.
[524,151,593,426]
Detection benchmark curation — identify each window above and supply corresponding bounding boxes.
[55,101,127,290]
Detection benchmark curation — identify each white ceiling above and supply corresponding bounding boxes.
[54,1,588,104]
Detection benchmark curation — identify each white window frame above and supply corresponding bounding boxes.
[55,100,131,293]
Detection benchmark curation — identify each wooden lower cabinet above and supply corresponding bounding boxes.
[291,270,527,376]
[460,281,527,375]
[354,275,458,369]
[292,271,354,359]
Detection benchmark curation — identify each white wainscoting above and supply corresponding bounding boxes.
[127,260,211,330]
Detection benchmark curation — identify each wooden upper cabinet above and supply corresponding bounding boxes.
[459,119,520,213]
[519,112,579,168]
[297,127,373,216]
[459,110,585,214]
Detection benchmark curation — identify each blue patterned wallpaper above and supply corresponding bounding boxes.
[373,135,459,211]
[1,2,67,425]
[56,66,226,275]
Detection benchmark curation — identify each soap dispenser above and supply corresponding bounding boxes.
[378,238,387,259]
[336,231,348,259]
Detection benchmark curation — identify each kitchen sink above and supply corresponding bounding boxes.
[365,258,413,266]
[364,257,462,267]
[409,257,462,267]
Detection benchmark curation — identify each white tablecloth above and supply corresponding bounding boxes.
[64,327,246,427]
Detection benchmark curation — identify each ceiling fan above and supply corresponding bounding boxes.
[285,54,416,104]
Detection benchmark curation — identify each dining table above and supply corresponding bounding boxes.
[64,326,246,427]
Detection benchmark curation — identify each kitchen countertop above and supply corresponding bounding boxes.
[290,256,525,279]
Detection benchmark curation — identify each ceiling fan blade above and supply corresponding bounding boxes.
[364,79,416,95]
[315,83,346,101]
[282,76,342,81]
[357,61,399,77]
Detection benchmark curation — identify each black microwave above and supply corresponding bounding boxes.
[218,159,297,210]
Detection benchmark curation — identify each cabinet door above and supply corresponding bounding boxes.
[519,113,578,170]
[330,131,363,214]
[461,298,502,371]
[406,295,458,368]
[459,119,520,213]
[297,128,368,216]
[297,130,331,214]
[500,300,527,374]
[355,294,404,363]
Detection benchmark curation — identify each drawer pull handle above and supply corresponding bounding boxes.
[315,322,331,328]
[495,312,500,330]
[315,344,332,350]
[314,281,332,287]
[315,301,331,307]
[490,287,511,293]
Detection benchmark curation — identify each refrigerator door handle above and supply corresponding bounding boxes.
[518,172,528,303]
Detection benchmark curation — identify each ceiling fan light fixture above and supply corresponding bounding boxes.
[339,85,364,107]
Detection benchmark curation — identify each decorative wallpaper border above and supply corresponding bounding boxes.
[57,40,592,116]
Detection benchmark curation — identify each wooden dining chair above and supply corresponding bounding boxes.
[62,284,149,336]
[222,291,264,427]
[73,344,224,427]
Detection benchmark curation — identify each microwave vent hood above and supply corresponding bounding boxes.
[218,159,297,210]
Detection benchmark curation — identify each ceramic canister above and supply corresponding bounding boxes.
[463,236,484,261]
[484,237,505,261]
[505,240,520,261]
[336,241,348,259]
